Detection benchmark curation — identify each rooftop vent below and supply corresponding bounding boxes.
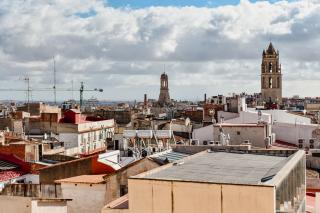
[173,161,184,166]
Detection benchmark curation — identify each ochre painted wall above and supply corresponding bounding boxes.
[128,179,275,213]
[0,196,32,213]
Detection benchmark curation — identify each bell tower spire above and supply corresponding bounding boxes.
[158,72,171,106]
[261,42,282,107]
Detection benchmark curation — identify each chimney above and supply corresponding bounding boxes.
[144,94,147,108]
[204,93,207,103]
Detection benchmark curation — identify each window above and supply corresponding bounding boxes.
[99,130,103,140]
[120,185,128,196]
[237,131,241,135]
[269,62,272,72]
[269,77,272,88]
[81,134,84,145]
[277,77,280,88]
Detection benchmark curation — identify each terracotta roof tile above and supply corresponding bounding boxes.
[55,174,106,184]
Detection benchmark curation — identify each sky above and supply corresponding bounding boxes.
[107,0,240,8]
[0,0,319,102]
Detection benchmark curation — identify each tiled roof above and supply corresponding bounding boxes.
[0,170,24,182]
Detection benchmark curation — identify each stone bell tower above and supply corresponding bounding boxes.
[158,72,171,106]
[261,42,282,106]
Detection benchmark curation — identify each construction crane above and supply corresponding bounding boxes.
[50,58,102,108]
[0,80,103,110]
[79,81,103,109]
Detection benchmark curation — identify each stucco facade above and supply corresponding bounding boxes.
[0,196,68,213]
[213,123,271,147]
[58,119,114,156]
[103,151,305,213]
[126,179,275,213]
[60,183,106,213]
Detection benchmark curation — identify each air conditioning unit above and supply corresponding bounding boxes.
[191,140,199,146]
[203,141,208,145]
[309,138,315,149]
[213,141,221,146]
[243,140,250,144]
[298,139,305,149]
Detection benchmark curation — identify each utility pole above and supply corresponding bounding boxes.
[53,56,57,105]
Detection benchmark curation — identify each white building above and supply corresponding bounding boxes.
[56,175,107,213]
[192,124,214,145]
[272,122,320,147]
[217,108,315,146]
[58,110,114,156]
[218,110,271,124]
[213,123,273,148]
[219,109,311,125]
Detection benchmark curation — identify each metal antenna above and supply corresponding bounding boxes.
[24,76,30,113]
[53,56,57,104]
[24,76,31,139]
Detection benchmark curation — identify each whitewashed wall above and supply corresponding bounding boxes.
[192,125,214,144]
[217,111,239,122]
[14,174,39,184]
[213,126,267,147]
[263,110,311,124]
[59,133,79,150]
[225,111,271,124]
[272,122,319,146]
[60,183,106,213]
[77,120,114,132]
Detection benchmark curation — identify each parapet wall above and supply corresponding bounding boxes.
[172,145,296,157]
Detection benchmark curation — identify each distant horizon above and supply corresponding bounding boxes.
[0,94,318,105]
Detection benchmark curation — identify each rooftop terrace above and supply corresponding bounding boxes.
[133,151,295,186]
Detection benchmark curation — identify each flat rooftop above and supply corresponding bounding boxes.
[133,151,293,185]
[213,123,265,127]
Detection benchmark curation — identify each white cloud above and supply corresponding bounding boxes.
[0,0,319,101]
